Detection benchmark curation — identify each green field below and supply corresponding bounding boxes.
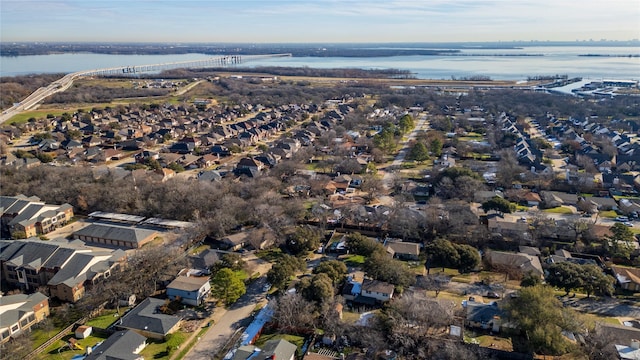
[7,109,70,125]
[543,206,574,214]
[343,254,366,266]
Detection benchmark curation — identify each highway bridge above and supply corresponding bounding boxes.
[0,53,291,124]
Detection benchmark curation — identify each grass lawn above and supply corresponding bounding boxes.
[467,334,513,351]
[85,308,127,329]
[41,334,108,360]
[599,210,618,218]
[140,339,171,359]
[255,332,306,350]
[544,206,574,214]
[406,259,426,275]
[140,332,187,360]
[343,254,366,267]
[582,313,621,327]
[255,248,284,263]
[7,109,70,125]
[436,290,467,304]
[341,310,364,324]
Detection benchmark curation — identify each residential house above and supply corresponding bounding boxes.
[116,297,182,340]
[618,199,640,216]
[166,275,211,306]
[611,265,640,292]
[214,232,248,251]
[197,170,223,183]
[235,157,263,177]
[540,191,579,208]
[385,241,420,261]
[73,223,159,249]
[0,292,49,344]
[84,330,147,360]
[474,191,503,204]
[486,216,530,241]
[341,276,362,302]
[188,249,219,271]
[233,339,297,360]
[484,250,544,278]
[465,301,503,332]
[361,279,394,303]
[615,154,640,172]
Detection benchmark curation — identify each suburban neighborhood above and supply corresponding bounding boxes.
[1,71,640,360]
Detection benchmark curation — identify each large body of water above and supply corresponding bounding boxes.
[1,46,638,80]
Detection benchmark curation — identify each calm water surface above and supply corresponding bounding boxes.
[1,46,638,80]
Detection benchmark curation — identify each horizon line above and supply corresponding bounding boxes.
[2,39,640,45]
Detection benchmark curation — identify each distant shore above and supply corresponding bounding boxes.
[2,40,639,57]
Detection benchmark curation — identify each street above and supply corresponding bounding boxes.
[182,276,270,360]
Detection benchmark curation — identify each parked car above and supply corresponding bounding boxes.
[486,291,501,299]
[262,283,272,292]
[615,216,630,222]
[624,222,634,227]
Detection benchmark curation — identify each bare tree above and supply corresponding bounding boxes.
[272,292,317,332]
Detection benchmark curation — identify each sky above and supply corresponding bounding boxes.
[1,0,639,43]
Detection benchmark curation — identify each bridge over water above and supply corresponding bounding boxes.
[1,53,291,123]
[79,53,291,76]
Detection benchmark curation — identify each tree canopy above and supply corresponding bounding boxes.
[505,285,578,355]
[481,196,515,215]
[211,268,246,305]
[606,222,635,259]
[313,259,347,284]
[407,142,429,162]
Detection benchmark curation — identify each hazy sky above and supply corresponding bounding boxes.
[1,0,639,43]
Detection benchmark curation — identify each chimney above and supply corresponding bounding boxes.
[492,315,501,333]
[631,339,640,349]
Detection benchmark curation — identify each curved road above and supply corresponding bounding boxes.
[0,54,292,125]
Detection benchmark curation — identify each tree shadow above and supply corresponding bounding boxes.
[154,350,170,359]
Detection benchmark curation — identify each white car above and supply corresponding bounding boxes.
[262,283,272,292]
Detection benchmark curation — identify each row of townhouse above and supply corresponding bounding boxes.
[0,195,74,239]
[0,238,126,302]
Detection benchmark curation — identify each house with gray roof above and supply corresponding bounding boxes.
[84,330,146,360]
[0,238,125,302]
[232,339,297,360]
[0,292,49,344]
[166,275,211,306]
[73,223,159,249]
[116,297,182,340]
[48,249,126,302]
[0,195,73,238]
[465,301,503,332]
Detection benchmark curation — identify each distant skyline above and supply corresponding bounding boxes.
[1,0,639,43]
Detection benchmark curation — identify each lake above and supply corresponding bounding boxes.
[1,46,638,80]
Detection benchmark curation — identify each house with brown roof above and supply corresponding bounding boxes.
[611,265,640,291]
[361,279,394,303]
[484,250,544,278]
[385,241,420,260]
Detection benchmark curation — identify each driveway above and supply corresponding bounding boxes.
[182,277,270,360]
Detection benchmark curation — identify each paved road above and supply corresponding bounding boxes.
[382,113,428,189]
[183,277,270,360]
